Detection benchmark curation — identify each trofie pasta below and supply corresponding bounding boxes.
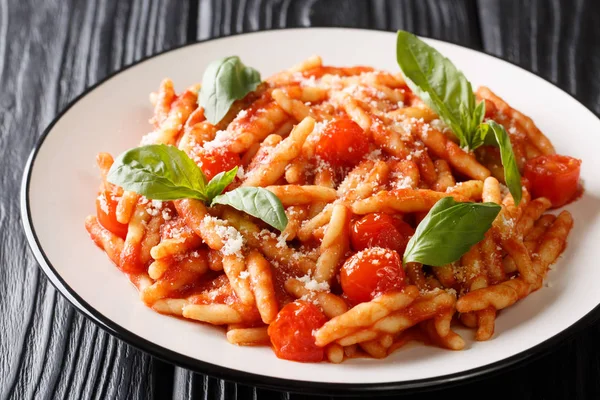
[86,32,582,363]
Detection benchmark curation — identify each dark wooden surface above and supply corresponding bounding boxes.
[2,0,600,398]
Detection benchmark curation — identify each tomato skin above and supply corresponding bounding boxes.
[351,213,414,254]
[524,154,582,208]
[196,147,241,180]
[315,119,369,168]
[340,248,407,304]
[268,301,327,362]
[96,190,128,239]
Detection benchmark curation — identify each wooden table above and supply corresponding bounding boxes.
[2,1,600,398]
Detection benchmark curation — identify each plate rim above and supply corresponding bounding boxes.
[19,26,600,395]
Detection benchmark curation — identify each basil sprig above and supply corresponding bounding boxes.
[396,30,523,205]
[403,197,501,267]
[107,144,288,231]
[199,56,261,124]
[108,145,210,201]
[396,30,483,150]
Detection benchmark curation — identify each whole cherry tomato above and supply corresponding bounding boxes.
[95,190,128,239]
[351,213,414,254]
[340,248,407,304]
[523,154,581,208]
[315,118,369,168]
[268,300,327,362]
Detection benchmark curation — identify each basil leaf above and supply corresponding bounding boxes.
[403,197,501,267]
[199,56,261,124]
[211,187,288,231]
[107,144,208,201]
[467,100,487,149]
[485,121,523,205]
[396,30,476,148]
[478,123,499,147]
[205,166,238,201]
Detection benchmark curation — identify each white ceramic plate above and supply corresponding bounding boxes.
[21,28,600,394]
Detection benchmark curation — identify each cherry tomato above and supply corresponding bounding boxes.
[351,213,414,254]
[523,154,582,208]
[95,190,128,239]
[196,146,241,180]
[340,248,407,304]
[315,118,369,167]
[268,300,327,362]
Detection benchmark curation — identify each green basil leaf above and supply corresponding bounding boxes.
[199,56,261,124]
[471,100,487,143]
[396,30,476,148]
[477,123,498,146]
[403,197,501,267]
[211,187,288,231]
[205,166,239,201]
[485,121,523,205]
[466,101,488,149]
[107,144,208,201]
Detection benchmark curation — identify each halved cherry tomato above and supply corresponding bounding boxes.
[351,213,414,254]
[340,248,407,304]
[196,146,241,180]
[268,300,327,362]
[315,118,369,168]
[523,154,582,208]
[95,190,128,239]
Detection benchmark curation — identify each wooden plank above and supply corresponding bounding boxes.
[473,1,600,398]
[0,0,187,399]
[478,0,600,114]
[195,0,482,47]
[2,0,598,398]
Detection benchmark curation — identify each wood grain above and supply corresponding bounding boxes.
[0,1,186,399]
[1,0,599,399]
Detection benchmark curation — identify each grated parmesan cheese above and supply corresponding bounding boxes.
[97,194,109,214]
[276,233,289,249]
[236,109,248,119]
[203,215,245,257]
[297,272,330,292]
[300,75,317,87]
[366,149,382,161]
[236,165,245,180]
[146,200,164,216]
[204,130,233,150]
[239,270,250,280]
[392,175,414,189]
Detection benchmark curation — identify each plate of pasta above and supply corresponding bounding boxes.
[21,28,600,394]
